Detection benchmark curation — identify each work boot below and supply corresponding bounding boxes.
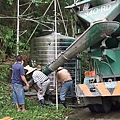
[61,100,67,108]
[40,99,45,107]
[44,94,52,105]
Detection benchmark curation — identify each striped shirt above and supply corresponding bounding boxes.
[32,70,48,83]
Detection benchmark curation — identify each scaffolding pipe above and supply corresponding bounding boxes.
[54,0,58,110]
[17,0,20,55]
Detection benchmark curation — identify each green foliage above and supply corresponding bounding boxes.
[7,0,13,5]
[0,84,74,120]
[0,25,15,59]
[0,51,6,62]
[7,0,50,5]
[0,65,12,83]
[80,51,89,80]
[0,26,14,48]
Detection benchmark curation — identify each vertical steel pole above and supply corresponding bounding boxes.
[17,0,19,55]
[74,0,76,4]
[54,0,58,110]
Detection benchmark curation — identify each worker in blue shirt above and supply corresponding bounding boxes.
[11,55,29,112]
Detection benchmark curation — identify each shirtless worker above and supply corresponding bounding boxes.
[56,66,76,108]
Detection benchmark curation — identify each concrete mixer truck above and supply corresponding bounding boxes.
[41,0,120,113]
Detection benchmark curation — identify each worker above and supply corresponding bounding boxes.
[56,66,76,108]
[32,65,51,107]
[11,55,29,112]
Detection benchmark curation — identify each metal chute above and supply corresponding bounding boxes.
[43,21,120,75]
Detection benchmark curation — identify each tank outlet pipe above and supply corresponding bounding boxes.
[43,21,120,75]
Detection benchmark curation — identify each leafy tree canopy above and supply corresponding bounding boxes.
[0,0,76,59]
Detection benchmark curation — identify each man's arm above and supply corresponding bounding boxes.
[21,75,29,87]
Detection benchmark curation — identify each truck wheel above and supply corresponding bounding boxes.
[102,98,112,113]
[88,104,97,113]
[88,98,111,113]
[93,99,112,113]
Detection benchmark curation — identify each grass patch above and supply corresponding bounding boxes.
[0,81,74,120]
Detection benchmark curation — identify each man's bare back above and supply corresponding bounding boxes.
[56,67,72,84]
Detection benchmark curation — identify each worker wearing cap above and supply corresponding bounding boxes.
[56,66,76,108]
[11,55,29,112]
[32,65,51,107]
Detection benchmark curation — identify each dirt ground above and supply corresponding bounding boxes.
[68,106,120,120]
